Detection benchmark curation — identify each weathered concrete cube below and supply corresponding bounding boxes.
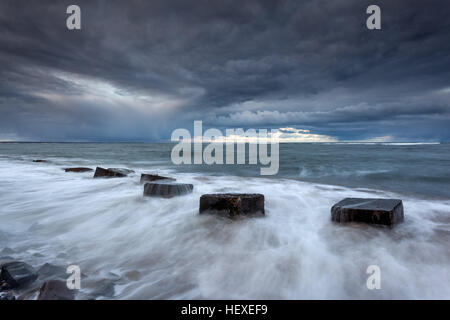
[143,182,193,198]
[140,173,175,184]
[199,193,265,217]
[331,198,404,226]
[93,167,134,178]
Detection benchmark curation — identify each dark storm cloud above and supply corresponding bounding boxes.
[0,0,449,141]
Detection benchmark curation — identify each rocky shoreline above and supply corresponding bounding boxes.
[0,161,406,300]
[0,260,73,300]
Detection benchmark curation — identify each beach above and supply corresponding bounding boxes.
[0,142,449,299]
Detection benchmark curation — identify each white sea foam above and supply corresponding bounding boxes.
[0,158,449,299]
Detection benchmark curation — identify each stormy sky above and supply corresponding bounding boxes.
[1,0,449,142]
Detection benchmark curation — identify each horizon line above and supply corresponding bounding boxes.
[0,140,446,144]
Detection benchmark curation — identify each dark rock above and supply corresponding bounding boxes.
[38,280,75,300]
[93,167,134,178]
[32,160,47,163]
[0,291,15,300]
[38,263,67,280]
[140,173,175,184]
[64,167,93,173]
[143,182,193,198]
[331,198,404,226]
[0,261,38,289]
[199,193,265,217]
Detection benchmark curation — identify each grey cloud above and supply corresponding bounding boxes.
[0,0,449,141]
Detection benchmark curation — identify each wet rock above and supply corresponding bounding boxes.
[32,159,47,163]
[143,182,193,198]
[38,263,67,280]
[140,173,175,184]
[0,291,15,300]
[0,261,38,289]
[199,193,265,217]
[93,167,134,178]
[38,280,75,300]
[64,167,93,173]
[331,198,404,226]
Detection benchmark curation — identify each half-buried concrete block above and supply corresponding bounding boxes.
[331,198,404,226]
[93,167,134,178]
[140,173,176,184]
[199,193,265,218]
[143,182,193,198]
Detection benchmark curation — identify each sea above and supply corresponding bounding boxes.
[0,142,449,299]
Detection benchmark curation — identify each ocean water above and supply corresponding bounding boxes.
[0,142,449,299]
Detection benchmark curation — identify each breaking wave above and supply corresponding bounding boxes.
[0,153,449,299]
